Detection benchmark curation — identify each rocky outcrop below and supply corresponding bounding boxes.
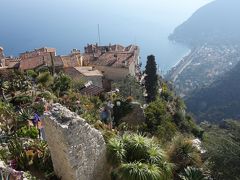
[120,102,145,126]
[43,103,109,180]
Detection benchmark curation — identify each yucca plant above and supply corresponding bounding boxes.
[107,137,126,166]
[116,162,161,180]
[147,145,165,164]
[147,146,173,180]
[107,134,174,179]
[123,134,151,162]
[179,166,209,180]
[168,136,202,175]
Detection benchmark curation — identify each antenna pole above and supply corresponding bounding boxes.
[98,24,101,46]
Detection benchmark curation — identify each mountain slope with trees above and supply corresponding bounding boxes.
[185,60,240,122]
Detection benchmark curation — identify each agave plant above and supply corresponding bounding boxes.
[179,166,209,180]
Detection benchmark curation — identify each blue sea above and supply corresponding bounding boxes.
[0,0,211,72]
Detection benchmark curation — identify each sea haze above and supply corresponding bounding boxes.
[0,0,212,72]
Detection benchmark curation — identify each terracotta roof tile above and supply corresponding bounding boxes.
[80,84,104,96]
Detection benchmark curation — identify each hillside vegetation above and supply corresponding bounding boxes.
[185,60,240,122]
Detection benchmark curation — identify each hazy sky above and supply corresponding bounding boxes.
[0,0,213,70]
[0,0,213,31]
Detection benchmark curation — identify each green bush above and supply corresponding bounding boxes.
[26,70,38,79]
[52,73,72,96]
[31,103,45,115]
[17,126,39,139]
[37,71,54,89]
[107,137,126,166]
[117,162,162,180]
[157,119,178,142]
[11,95,33,106]
[144,99,168,131]
[167,136,202,175]
[180,166,209,180]
[107,134,173,180]
[38,91,56,101]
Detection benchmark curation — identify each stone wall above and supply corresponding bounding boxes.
[95,65,129,81]
[43,103,109,180]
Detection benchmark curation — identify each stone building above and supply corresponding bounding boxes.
[44,104,110,180]
[64,66,103,87]
[20,47,56,60]
[83,44,140,81]
[19,47,82,71]
[19,47,57,71]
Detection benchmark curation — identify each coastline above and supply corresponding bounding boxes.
[165,48,197,82]
[172,49,191,68]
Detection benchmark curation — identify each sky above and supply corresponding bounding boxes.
[0,0,213,70]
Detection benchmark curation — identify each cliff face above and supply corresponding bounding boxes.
[169,0,240,47]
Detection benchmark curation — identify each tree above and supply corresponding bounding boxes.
[203,120,240,180]
[144,55,158,103]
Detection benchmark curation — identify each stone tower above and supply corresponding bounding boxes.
[43,103,110,180]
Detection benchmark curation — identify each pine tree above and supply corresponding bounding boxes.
[144,55,158,103]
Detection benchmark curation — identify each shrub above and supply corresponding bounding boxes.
[107,134,173,179]
[167,136,202,175]
[117,162,162,180]
[11,95,33,106]
[123,134,152,162]
[113,99,132,126]
[52,73,72,96]
[107,137,126,166]
[38,91,56,101]
[144,99,168,131]
[157,118,178,143]
[17,126,39,139]
[31,102,45,115]
[37,71,54,89]
[179,166,209,180]
[26,70,38,79]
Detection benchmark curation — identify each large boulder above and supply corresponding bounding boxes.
[44,103,110,180]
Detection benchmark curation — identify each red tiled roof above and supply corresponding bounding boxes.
[80,84,104,96]
[19,57,45,70]
[82,44,139,68]
[7,61,20,69]
[88,52,134,68]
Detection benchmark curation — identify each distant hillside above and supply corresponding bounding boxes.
[185,60,240,122]
[169,0,240,46]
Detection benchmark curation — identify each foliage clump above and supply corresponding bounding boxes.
[107,134,173,180]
